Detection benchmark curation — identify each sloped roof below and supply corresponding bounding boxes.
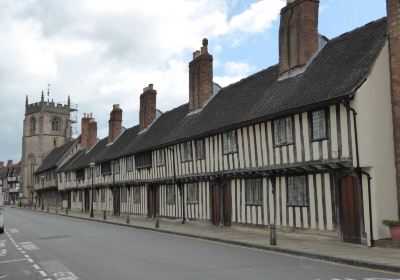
[57,149,87,172]
[61,18,388,170]
[34,139,78,174]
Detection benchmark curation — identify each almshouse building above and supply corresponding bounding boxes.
[32,0,400,246]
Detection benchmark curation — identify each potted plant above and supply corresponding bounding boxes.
[383,220,400,241]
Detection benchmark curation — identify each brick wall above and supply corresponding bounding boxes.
[387,0,400,217]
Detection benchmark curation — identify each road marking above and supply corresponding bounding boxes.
[39,270,47,277]
[7,229,19,234]
[0,249,6,257]
[24,254,29,258]
[52,271,79,280]
[0,275,8,279]
[33,264,40,269]
[28,258,34,263]
[20,241,38,251]
[0,258,28,264]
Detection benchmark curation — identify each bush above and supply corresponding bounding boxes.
[382,220,400,226]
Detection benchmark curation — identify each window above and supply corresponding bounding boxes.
[30,117,36,135]
[287,176,308,206]
[121,187,127,202]
[166,186,175,205]
[196,140,205,160]
[180,142,192,162]
[133,187,141,203]
[67,172,71,182]
[51,118,60,131]
[135,151,152,169]
[114,160,120,174]
[86,168,91,179]
[59,173,63,183]
[101,189,105,202]
[311,109,327,140]
[187,183,199,204]
[101,162,112,175]
[245,179,263,205]
[126,156,134,172]
[93,190,97,202]
[76,169,84,181]
[223,130,238,154]
[95,166,101,177]
[273,116,294,146]
[156,150,166,166]
[78,191,82,202]
[72,192,76,202]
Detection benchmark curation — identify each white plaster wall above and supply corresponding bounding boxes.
[353,42,398,240]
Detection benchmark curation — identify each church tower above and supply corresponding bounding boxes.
[20,91,74,205]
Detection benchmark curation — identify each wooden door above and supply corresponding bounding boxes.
[113,188,121,216]
[340,176,361,244]
[211,183,221,225]
[211,182,232,226]
[222,182,232,226]
[84,190,90,212]
[147,185,160,218]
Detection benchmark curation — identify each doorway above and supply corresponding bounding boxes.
[211,181,231,226]
[340,175,361,244]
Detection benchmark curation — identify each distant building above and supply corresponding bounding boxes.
[20,92,75,205]
[0,160,21,205]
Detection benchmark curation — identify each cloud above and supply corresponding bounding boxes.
[0,0,284,161]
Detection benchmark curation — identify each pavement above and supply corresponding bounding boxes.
[1,207,400,280]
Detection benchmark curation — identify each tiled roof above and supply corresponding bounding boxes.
[62,18,388,170]
[34,139,78,174]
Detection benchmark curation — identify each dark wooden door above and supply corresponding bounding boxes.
[222,182,232,226]
[211,183,221,225]
[67,191,71,209]
[211,182,231,226]
[113,188,121,216]
[84,190,89,212]
[147,185,160,218]
[340,176,361,244]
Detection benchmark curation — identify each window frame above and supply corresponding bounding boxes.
[245,178,263,206]
[166,185,176,205]
[180,141,193,162]
[133,187,141,204]
[223,130,238,155]
[135,151,152,169]
[195,139,205,160]
[187,183,199,204]
[286,175,309,207]
[121,187,127,202]
[101,162,112,175]
[272,116,295,147]
[310,108,329,142]
[156,149,166,166]
[126,156,134,172]
[113,160,120,174]
[101,188,106,202]
[51,117,61,132]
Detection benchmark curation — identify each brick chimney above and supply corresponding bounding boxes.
[139,84,157,130]
[279,0,319,76]
[80,113,91,149]
[387,0,400,218]
[89,118,97,149]
[189,38,213,111]
[108,104,122,143]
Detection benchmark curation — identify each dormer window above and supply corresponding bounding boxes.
[30,117,36,135]
[52,118,60,131]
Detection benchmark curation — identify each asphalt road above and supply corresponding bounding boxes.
[0,208,399,280]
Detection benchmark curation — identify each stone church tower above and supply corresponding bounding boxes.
[20,92,74,205]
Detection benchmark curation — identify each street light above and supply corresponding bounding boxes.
[90,160,95,218]
[41,175,45,211]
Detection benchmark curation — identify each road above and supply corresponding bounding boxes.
[0,207,399,280]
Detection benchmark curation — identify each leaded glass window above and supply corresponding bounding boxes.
[133,187,141,203]
[287,176,308,206]
[273,116,293,146]
[196,140,205,160]
[181,142,193,162]
[223,130,238,154]
[121,187,127,202]
[312,109,327,140]
[126,156,134,172]
[187,183,199,204]
[157,150,166,166]
[166,186,175,205]
[245,179,263,205]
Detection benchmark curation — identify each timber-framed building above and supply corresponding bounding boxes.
[32,0,400,246]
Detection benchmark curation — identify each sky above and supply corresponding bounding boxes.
[0,0,388,163]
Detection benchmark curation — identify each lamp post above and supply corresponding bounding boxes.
[41,175,45,211]
[90,160,95,218]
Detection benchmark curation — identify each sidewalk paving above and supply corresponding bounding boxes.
[12,206,400,273]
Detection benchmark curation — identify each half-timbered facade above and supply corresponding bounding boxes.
[34,0,400,246]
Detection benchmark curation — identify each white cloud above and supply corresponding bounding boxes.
[0,0,284,161]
